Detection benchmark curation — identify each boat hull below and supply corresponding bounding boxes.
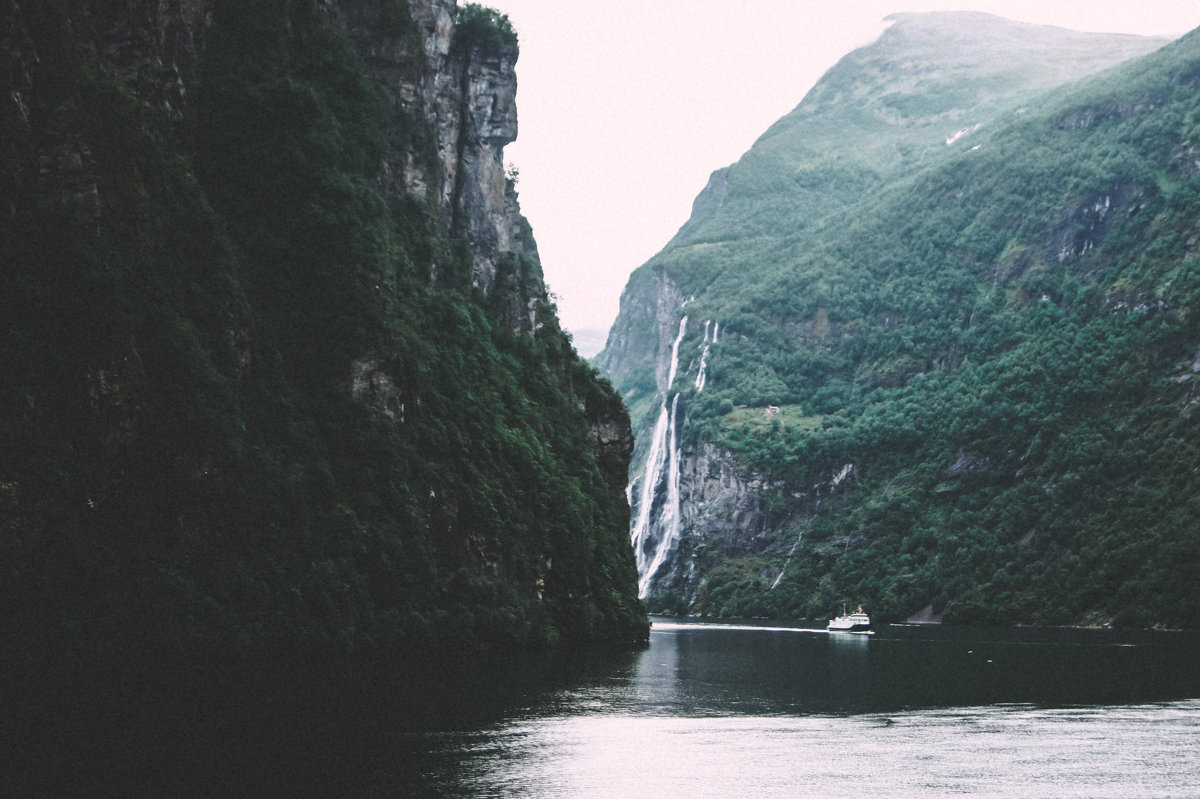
[827,621,871,632]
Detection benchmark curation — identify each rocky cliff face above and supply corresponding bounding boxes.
[7,0,561,442]
[621,306,861,603]
[2,0,644,657]
[5,0,209,218]
[6,0,539,297]
[341,0,538,291]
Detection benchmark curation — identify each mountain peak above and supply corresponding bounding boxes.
[663,15,1168,248]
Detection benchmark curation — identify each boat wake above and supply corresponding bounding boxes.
[650,621,873,635]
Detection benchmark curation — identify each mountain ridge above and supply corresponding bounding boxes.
[602,13,1200,628]
[663,13,1170,254]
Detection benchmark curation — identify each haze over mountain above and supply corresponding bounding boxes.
[601,13,1200,628]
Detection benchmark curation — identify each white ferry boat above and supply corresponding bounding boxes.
[827,606,871,633]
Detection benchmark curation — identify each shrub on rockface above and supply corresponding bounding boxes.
[454,3,517,57]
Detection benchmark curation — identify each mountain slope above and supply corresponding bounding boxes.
[602,14,1169,422]
[1,0,646,664]
[674,13,1165,245]
[602,13,1200,628]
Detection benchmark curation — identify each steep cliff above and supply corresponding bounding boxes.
[1,0,646,662]
[602,13,1200,628]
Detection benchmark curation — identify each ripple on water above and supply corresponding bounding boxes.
[430,700,1200,799]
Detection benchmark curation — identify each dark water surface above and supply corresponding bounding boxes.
[400,619,1200,798]
[10,619,1200,796]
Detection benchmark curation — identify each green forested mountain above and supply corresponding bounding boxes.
[602,13,1200,629]
[1,0,646,664]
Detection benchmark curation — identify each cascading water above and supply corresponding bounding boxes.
[667,316,687,388]
[629,405,670,583]
[629,316,688,598]
[694,320,717,392]
[769,467,851,589]
[639,393,682,597]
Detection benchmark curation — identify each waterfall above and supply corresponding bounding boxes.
[629,405,670,580]
[770,529,806,590]
[770,500,818,590]
[666,316,687,387]
[694,319,716,392]
[628,316,689,598]
[639,393,682,597]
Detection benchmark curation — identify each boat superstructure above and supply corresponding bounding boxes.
[827,605,871,633]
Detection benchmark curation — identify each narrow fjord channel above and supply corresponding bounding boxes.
[390,618,1200,798]
[14,617,1198,796]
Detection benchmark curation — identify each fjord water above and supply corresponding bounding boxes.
[15,619,1199,796]
[400,619,1200,798]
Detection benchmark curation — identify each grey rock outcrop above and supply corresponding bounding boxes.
[341,0,540,294]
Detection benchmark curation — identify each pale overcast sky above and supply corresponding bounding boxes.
[484,1,1200,353]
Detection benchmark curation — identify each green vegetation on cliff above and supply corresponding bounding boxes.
[1,0,645,664]
[454,2,518,56]
[607,15,1200,628]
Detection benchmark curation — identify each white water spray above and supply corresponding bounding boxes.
[639,394,683,597]
[629,404,670,581]
[629,316,689,598]
[694,320,717,392]
[666,316,687,388]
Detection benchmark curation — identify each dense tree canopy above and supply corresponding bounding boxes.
[1,0,646,666]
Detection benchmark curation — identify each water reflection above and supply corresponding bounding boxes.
[15,619,1200,796]
[523,617,1200,718]
[435,703,1200,799]
[408,619,1200,798]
